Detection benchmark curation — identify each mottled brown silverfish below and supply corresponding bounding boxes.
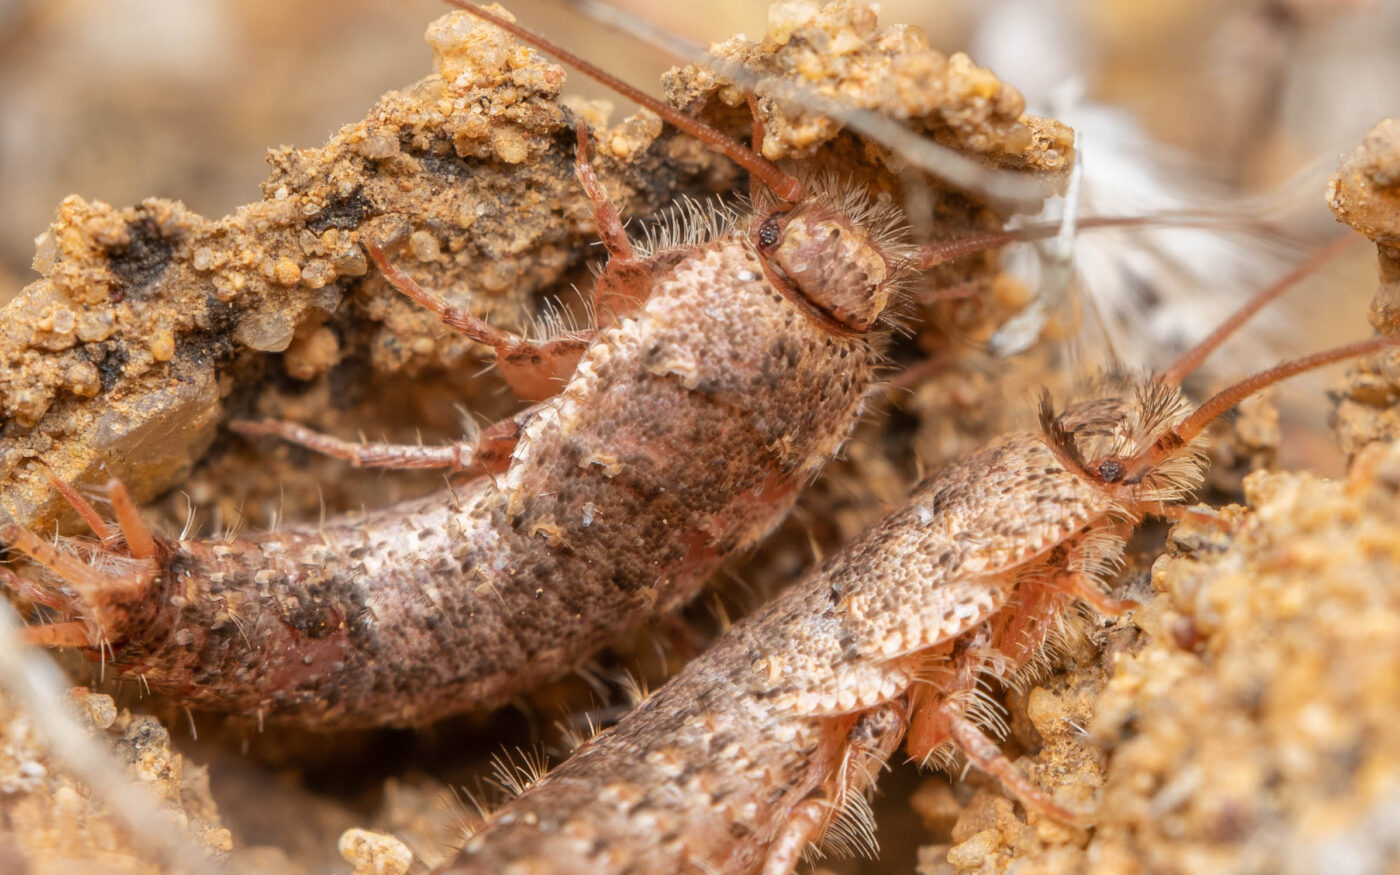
[0,3,1003,730]
[439,235,1387,874]
[0,0,1287,738]
[0,0,1231,734]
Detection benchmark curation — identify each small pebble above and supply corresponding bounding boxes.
[150,329,175,362]
[274,258,302,286]
[947,828,1002,870]
[338,828,413,875]
[409,230,441,263]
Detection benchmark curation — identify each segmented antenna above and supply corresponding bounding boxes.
[1175,334,1399,447]
[1158,233,1362,385]
[1125,333,1400,480]
[1109,232,1370,480]
[913,211,1287,270]
[441,1,806,203]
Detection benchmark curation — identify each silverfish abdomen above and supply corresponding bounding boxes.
[97,232,884,728]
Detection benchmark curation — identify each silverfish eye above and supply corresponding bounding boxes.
[757,212,788,250]
[1095,459,1126,483]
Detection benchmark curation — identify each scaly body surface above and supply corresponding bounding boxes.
[441,386,1183,873]
[4,201,906,729]
[442,292,1397,873]
[4,0,1073,730]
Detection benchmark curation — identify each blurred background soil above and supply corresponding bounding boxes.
[1,1,1399,873]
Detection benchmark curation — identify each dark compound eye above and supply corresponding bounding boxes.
[757,213,786,249]
[1096,459,1125,483]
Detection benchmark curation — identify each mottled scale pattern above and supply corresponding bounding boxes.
[755,433,1113,714]
[439,426,1130,873]
[444,593,888,874]
[79,235,882,729]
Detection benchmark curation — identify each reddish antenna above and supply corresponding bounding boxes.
[913,211,1287,271]
[1180,335,1397,444]
[1123,333,1400,481]
[441,1,807,204]
[1158,233,1362,385]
